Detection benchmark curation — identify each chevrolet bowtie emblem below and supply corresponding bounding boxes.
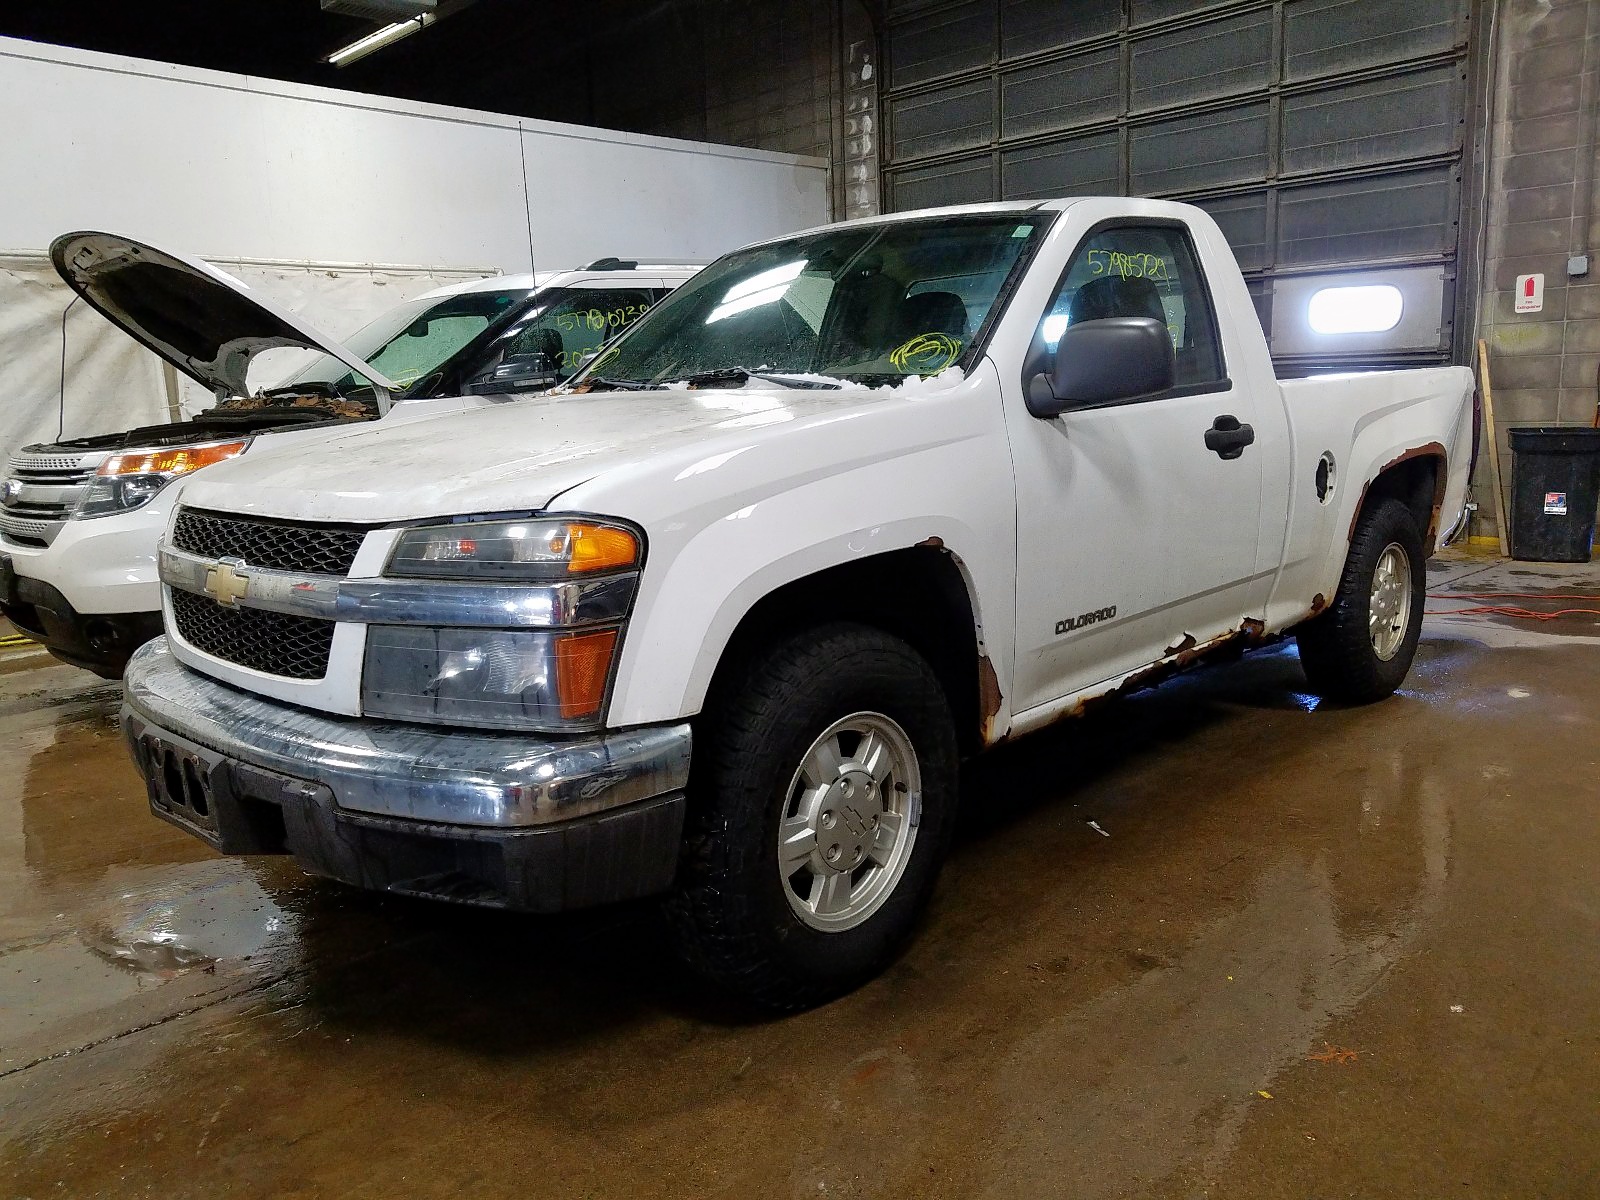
[203,559,250,607]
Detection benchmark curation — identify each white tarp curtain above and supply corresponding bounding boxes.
[0,256,496,461]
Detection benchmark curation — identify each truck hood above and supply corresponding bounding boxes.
[179,386,897,524]
[51,231,398,398]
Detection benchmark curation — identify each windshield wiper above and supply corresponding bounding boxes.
[667,367,843,390]
[582,376,657,391]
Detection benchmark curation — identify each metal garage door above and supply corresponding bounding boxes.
[881,0,1487,370]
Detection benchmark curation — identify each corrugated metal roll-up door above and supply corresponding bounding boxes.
[881,0,1488,371]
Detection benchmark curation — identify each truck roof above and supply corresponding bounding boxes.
[742,196,1218,256]
[413,262,707,302]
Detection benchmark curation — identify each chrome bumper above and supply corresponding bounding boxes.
[121,637,692,829]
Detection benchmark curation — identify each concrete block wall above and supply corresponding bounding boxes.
[702,1,837,159]
[532,0,880,223]
[698,0,881,220]
[1476,0,1600,537]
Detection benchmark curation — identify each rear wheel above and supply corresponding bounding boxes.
[1297,497,1425,702]
[666,623,958,1010]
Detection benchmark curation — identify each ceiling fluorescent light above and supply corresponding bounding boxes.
[322,0,436,18]
[326,14,434,66]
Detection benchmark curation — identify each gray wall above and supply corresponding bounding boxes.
[517,0,879,224]
[1475,0,1600,537]
[698,0,881,221]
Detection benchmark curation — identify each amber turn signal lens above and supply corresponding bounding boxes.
[565,523,640,573]
[99,440,248,477]
[553,628,620,720]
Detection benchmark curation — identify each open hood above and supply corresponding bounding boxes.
[50,231,399,399]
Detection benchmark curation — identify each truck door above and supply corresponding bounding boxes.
[1006,220,1266,714]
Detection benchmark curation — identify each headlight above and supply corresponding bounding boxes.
[75,439,249,520]
[362,625,621,731]
[387,517,640,580]
[368,515,643,731]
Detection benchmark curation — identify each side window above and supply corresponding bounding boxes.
[492,284,656,371]
[509,287,656,374]
[1040,225,1224,389]
[463,287,659,392]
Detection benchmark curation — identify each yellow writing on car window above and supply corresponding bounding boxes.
[889,332,963,375]
[1086,250,1172,281]
[555,303,651,334]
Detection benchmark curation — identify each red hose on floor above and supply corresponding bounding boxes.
[1426,590,1600,620]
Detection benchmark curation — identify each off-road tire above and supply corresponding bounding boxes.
[665,622,959,1011]
[1297,497,1425,703]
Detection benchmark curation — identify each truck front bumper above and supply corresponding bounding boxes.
[121,638,692,912]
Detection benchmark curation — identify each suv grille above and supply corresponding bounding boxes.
[172,507,369,575]
[170,589,335,679]
[0,450,102,547]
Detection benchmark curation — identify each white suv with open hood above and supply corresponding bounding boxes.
[0,232,696,674]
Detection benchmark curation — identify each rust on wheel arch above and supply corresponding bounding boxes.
[977,652,1004,745]
[1347,442,1448,553]
[915,536,999,748]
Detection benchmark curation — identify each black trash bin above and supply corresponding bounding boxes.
[1507,426,1600,562]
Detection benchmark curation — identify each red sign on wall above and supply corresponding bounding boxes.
[1515,273,1545,314]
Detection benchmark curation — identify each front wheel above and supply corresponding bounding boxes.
[1297,496,1426,703]
[665,623,958,1010]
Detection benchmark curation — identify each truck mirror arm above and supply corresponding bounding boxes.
[1026,370,1071,418]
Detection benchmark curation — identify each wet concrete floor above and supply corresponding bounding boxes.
[2,550,1598,1198]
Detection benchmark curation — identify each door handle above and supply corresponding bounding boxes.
[1204,414,1255,460]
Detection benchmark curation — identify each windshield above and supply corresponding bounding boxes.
[279,285,534,392]
[572,214,1050,389]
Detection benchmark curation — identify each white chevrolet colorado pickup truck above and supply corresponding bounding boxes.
[120,198,1474,1008]
[1,232,694,675]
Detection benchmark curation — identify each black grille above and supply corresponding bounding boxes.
[171,588,335,679]
[172,507,368,575]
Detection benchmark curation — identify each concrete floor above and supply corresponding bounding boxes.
[2,549,1599,1198]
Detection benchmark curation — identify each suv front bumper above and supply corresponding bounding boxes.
[121,638,692,912]
[0,553,161,676]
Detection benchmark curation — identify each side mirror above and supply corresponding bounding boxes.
[464,329,565,395]
[1026,316,1177,418]
[464,354,560,395]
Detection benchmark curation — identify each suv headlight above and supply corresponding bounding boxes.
[75,439,249,520]
[363,517,642,732]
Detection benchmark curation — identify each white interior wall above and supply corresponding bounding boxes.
[0,44,533,271]
[522,133,831,267]
[0,36,829,455]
